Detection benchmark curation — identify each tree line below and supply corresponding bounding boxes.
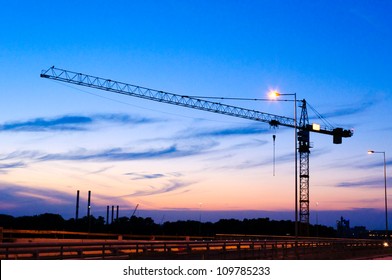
[0,213,337,237]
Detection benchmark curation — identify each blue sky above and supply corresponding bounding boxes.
[0,0,391,230]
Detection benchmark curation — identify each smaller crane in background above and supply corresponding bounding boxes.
[131,204,139,218]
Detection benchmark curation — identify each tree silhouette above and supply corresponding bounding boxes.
[0,213,338,237]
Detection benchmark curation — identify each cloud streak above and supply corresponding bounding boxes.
[1,142,217,163]
[356,159,392,170]
[119,180,193,197]
[125,172,166,180]
[221,151,293,170]
[0,113,158,132]
[0,161,26,174]
[0,183,75,213]
[124,172,184,181]
[37,146,179,161]
[311,99,377,120]
[335,177,392,188]
[188,124,271,138]
[37,144,210,161]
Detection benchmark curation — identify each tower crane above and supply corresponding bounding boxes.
[40,66,353,234]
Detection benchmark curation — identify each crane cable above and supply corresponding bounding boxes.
[273,134,276,176]
[306,102,336,130]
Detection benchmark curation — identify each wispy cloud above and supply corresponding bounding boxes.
[0,183,74,212]
[124,172,184,181]
[312,99,377,120]
[0,161,26,174]
[356,159,392,170]
[1,142,217,163]
[188,124,271,138]
[141,124,274,146]
[0,151,42,161]
[37,145,206,161]
[37,146,177,161]
[85,165,115,175]
[0,115,91,132]
[0,113,158,132]
[224,152,293,170]
[335,177,392,188]
[119,180,193,197]
[125,172,166,180]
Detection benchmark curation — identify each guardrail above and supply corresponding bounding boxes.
[0,228,207,242]
[1,238,391,260]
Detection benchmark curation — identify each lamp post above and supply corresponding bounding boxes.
[199,202,203,235]
[368,150,389,239]
[315,202,319,239]
[270,91,298,238]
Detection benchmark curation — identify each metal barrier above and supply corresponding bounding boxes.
[0,229,207,242]
[1,238,391,260]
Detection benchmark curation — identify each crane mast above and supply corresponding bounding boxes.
[40,66,353,234]
[298,101,311,234]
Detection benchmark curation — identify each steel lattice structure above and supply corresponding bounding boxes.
[298,101,311,235]
[40,66,353,233]
[40,67,296,128]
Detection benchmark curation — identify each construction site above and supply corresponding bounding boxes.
[1,67,390,260]
[1,2,391,267]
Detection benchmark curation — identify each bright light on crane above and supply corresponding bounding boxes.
[312,123,321,131]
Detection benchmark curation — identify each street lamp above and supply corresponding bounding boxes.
[315,202,319,238]
[368,150,389,239]
[269,90,298,238]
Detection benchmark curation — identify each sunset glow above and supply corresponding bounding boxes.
[0,1,391,230]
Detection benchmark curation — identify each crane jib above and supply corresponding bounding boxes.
[40,67,353,144]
